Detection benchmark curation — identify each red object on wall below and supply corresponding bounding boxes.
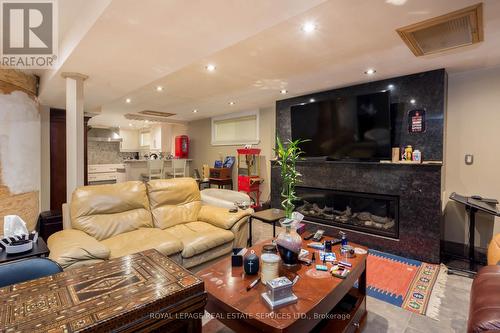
[175,135,189,158]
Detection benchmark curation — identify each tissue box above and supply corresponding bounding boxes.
[0,231,38,253]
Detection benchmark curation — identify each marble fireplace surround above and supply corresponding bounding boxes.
[271,69,446,263]
[271,161,442,263]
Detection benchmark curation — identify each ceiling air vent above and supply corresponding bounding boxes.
[397,3,483,56]
[125,112,184,124]
[138,110,175,118]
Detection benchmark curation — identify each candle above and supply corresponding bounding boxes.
[261,253,280,285]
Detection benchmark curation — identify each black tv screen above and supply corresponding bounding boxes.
[290,92,391,161]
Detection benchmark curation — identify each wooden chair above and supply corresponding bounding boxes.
[166,159,187,178]
[141,159,164,181]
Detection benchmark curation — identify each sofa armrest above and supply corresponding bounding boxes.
[47,229,110,269]
[231,217,250,248]
[198,205,253,230]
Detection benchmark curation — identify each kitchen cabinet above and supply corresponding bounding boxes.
[87,164,125,185]
[119,129,140,152]
[150,125,162,150]
[140,131,151,148]
[119,124,187,153]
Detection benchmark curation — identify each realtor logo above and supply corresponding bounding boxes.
[1,0,57,68]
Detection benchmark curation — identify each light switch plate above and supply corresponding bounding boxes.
[465,154,474,165]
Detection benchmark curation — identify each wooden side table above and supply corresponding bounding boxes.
[209,178,233,190]
[248,209,285,246]
[0,238,49,264]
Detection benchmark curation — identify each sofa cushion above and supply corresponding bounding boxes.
[164,222,234,259]
[147,178,202,229]
[182,242,234,269]
[71,181,152,241]
[101,228,183,259]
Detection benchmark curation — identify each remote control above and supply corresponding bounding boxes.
[312,229,325,242]
[303,231,314,240]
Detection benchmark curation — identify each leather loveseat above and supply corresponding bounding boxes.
[47,178,252,270]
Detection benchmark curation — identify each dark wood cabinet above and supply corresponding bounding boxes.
[49,109,89,212]
[37,210,63,241]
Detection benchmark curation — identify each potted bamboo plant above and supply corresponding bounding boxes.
[274,136,308,266]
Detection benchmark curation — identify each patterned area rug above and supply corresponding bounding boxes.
[367,249,447,319]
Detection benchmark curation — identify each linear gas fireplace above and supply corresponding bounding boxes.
[295,187,399,239]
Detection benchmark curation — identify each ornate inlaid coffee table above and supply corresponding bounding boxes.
[0,249,206,332]
[198,238,367,333]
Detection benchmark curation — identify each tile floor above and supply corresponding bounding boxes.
[201,219,473,333]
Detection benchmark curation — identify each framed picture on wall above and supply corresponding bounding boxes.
[408,109,426,133]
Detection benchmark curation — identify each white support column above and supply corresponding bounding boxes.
[61,72,88,203]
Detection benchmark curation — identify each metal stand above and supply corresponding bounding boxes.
[447,207,478,278]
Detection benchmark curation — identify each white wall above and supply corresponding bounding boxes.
[188,107,275,202]
[444,65,500,249]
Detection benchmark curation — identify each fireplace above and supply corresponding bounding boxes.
[295,187,399,239]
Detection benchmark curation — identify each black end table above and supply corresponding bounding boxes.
[248,209,285,246]
[0,238,50,264]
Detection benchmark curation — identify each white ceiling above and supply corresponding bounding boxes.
[37,0,500,128]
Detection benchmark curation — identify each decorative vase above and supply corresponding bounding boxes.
[276,219,302,266]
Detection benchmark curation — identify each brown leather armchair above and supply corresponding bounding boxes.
[468,233,500,332]
[487,233,500,266]
[48,178,252,270]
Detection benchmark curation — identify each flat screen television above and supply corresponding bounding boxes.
[290,91,391,161]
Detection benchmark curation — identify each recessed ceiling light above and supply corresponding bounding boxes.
[388,84,394,89]
[193,109,198,113]
[145,120,149,123]
[128,123,132,127]
[156,86,163,92]
[205,64,216,72]
[364,69,376,75]
[229,101,235,105]
[300,103,306,106]
[410,99,416,104]
[309,98,316,103]
[280,89,288,94]
[125,98,131,103]
[302,22,317,33]
[386,0,407,5]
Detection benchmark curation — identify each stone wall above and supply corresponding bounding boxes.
[0,70,40,235]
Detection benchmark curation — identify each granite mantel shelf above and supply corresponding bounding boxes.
[270,159,443,167]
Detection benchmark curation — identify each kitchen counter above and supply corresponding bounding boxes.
[123,159,192,163]
[124,159,192,180]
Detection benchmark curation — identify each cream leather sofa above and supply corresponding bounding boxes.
[48,178,252,270]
